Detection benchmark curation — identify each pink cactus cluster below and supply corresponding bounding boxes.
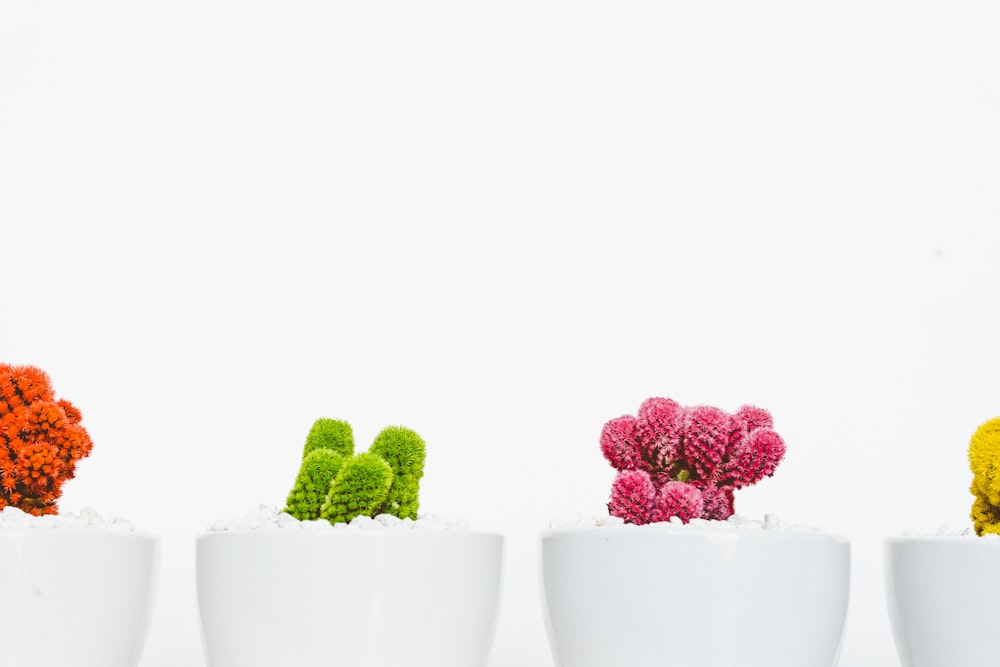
[602,398,785,524]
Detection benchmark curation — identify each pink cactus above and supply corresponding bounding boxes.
[731,428,785,487]
[683,405,732,479]
[696,482,735,520]
[608,469,657,524]
[652,481,704,523]
[635,397,684,469]
[600,415,642,471]
[734,404,773,433]
[601,397,784,523]
[649,470,674,489]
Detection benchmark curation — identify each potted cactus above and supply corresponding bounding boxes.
[885,416,1000,667]
[196,418,505,667]
[541,396,851,667]
[0,363,159,667]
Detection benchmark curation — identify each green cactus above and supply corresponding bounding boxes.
[386,475,422,520]
[368,426,426,520]
[303,418,354,459]
[283,418,427,525]
[284,449,346,520]
[320,452,394,524]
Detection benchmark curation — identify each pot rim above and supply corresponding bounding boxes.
[0,527,158,540]
[542,524,848,543]
[197,527,504,540]
[885,534,1000,545]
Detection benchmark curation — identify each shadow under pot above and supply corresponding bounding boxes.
[541,524,850,667]
[196,529,505,667]
[0,529,160,667]
[885,536,1000,667]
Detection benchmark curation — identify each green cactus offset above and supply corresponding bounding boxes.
[320,452,394,524]
[303,417,355,458]
[369,425,427,520]
[284,449,346,521]
[284,418,427,525]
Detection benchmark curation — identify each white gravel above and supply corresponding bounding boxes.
[206,504,469,532]
[901,525,1000,539]
[549,513,823,532]
[548,514,627,529]
[0,506,135,531]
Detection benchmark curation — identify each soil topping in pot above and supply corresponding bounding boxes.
[207,503,469,532]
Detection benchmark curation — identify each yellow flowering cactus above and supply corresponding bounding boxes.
[969,416,1000,535]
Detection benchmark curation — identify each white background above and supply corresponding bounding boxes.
[2,2,999,665]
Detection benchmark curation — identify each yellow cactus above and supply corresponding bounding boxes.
[969,416,1000,535]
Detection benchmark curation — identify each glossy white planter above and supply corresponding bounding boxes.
[541,525,850,667]
[0,530,160,667]
[885,536,1000,667]
[196,530,504,667]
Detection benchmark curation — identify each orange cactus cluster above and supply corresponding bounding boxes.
[0,363,93,515]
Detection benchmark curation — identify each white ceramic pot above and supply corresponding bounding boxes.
[0,530,160,667]
[541,525,850,667]
[196,530,505,667]
[885,536,1000,667]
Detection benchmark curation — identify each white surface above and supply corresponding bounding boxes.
[885,537,1000,667]
[2,2,1000,666]
[542,526,850,667]
[0,530,159,667]
[196,530,504,667]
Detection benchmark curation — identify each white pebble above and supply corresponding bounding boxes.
[413,513,469,531]
[596,515,625,527]
[301,519,332,531]
[205,505,470,532]
[0,506,135,532]
[902,525,989,538]
[0,506,33,528]
[547,513,824,533]
[348,515,378,530]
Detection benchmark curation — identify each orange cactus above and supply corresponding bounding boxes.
[0,363,93,515]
